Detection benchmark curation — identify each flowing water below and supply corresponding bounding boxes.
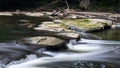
[0,15,120,68]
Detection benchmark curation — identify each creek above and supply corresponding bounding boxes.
[0,15,119,68]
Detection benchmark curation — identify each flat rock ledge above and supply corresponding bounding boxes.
[20,21,80,47]
[54,19,113,32]
[33,21,80,41]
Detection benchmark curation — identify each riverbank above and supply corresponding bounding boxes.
[0,11,120,68]
[1,11,120,33]
[0,11,120,21]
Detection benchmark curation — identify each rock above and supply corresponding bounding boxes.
[54,19,113,32]
[17,20,35,28]
[25,12,44,17]
[17,20,31,24]
[43,12,53,16]
[0,43,50,65]
[34,21,70,33]
[56,32,80,41]
[0,12,12,16]
[33,21,80,40]
[65,14,78,19]
[111,24,120,29]
[54,20,64,24]
[88,19,113,27]
[77,15,87,19]
[22,36,67,47]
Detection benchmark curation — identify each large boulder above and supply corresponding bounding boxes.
[54,19,113,32]
[22,36,68,50]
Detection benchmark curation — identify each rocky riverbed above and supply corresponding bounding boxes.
[0,12,120,68]
[14,11,117,47]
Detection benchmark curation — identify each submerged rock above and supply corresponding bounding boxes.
[54,19,113,32]
[17,20,35,28]
[17,20,31,23]
[0,43,49,65]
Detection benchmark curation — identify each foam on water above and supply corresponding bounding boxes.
[79,38,120,45]
[7,47,120,68]
[7,39,120,68]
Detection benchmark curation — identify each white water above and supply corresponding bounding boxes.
[79,38,120,45]
[7,38,120,68]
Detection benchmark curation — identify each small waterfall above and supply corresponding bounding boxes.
[0,42,46,68]
[7,47,120,68]
[7,38,120,68]
[67,43,103,52]
[1,30,120,68]
[67,39,118,52]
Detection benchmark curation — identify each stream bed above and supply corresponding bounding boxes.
[0,15,120,68]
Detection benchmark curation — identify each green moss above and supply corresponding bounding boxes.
[44,22,69,29]
[62,19,104,30]
[60,24,69,29]
[63,19,91,23]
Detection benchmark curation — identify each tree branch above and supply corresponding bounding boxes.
[65,0,70,9]
[36,0,61,11]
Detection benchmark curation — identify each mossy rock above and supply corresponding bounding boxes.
[34,21,75,33]
[34,21,80,40]
[54,19,113,32]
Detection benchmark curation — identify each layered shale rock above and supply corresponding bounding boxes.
[33,21,80,40]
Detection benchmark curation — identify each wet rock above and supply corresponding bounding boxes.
[25,12,44,17]
[43,12,53,16]
[54,19,113,32]
[0,43,48,64]
[0,12,12,16]
[111,24,120,29]
[33,21,80,40]
[56,32,80,41]
[17,20,31,24]
[65,14,78,19]
[22,36,67,47]
[17,20,35,28]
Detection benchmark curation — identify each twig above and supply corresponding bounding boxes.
[65,0,70,9]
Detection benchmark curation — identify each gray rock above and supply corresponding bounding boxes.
[22,36,67,47]
[17,20,35,28]
[17,20,31,24]
[34,21,80,40]
[111,24,120,29]
[54,19,113,32]
[25,12,44,17]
